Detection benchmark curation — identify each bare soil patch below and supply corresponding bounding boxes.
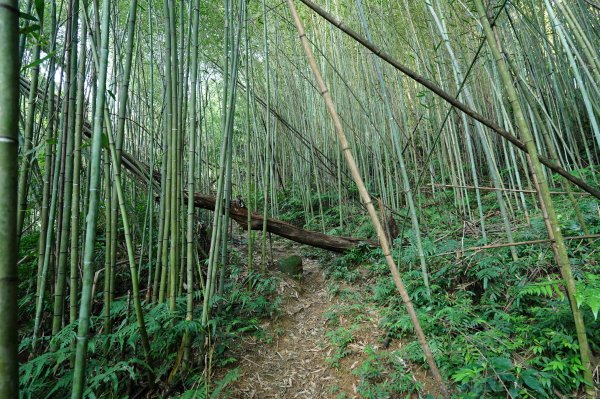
[221,240,359,398]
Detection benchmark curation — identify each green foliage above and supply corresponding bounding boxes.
[216,266,280,320]
[325,325,357,367]
[451,356,554,398]
[518,277,564,300]
[211,266,281,366]
[18,261,281,398]
[353,346,417,399]
[317,191,600,398]
[575,273,600,320]
[323,244,374,283]
[278,194,306,225]
[174,368,240,399]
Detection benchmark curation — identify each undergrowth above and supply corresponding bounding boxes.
[18,256,281,399]
[316,188,599,398]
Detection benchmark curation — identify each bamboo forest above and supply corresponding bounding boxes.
[1,0,600,397]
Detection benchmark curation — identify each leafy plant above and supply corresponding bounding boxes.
[325,325,357,367]
[353,346,417,399]
[575,273,600,320]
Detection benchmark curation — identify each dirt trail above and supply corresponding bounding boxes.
[224,241,358,398]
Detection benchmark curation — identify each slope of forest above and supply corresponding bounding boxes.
[0,0,599,398]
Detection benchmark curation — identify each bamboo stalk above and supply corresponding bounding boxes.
[474,0,594,393]
[433,234,600,257]
[294,0,600,200]
[71,0,110,394]
[285,1,449,396]
[0,0,20,396]
[183,0,200,365]
[430,183,590,195]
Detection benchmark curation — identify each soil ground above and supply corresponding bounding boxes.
[219,237,436,398]
[221,239,357,398]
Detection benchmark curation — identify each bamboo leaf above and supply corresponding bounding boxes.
[19,11,38,22]
[21,51,55,71]
[34,0,44,20]
[20,24,40,35]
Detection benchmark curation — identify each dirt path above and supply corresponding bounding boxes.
[223,241,358,398]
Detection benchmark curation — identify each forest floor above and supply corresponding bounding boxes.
[219,237,436,398]
[221,238,357,398]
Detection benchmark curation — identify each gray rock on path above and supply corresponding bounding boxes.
[276,255,303,278]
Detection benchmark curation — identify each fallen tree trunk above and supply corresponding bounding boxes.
[19,76,599,250]
[115,135,375,252]
[117,139,376,252]
[191,192,375,252]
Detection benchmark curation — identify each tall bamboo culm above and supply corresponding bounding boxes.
[285,1,449,397]
[474,0,594,395]
[71,0,111,394]
[0,1,20,397]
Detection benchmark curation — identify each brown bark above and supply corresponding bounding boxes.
[192,195,375,252]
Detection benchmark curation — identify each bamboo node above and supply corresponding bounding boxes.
[0,3,20,15]
[0,136,17,144]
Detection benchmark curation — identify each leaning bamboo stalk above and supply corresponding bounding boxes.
[294,0,600,200]
[430,183,590,195]
[433,234,600,257]
[474,0,594,394]
[285,1,449,397]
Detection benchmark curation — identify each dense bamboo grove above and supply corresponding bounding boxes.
[1,0,599,397]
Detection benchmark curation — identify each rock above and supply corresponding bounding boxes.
[276,255,303,277]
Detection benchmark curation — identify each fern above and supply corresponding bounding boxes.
[20,346,72,397]
[85,359,142,397]
[575,273,600,319]
[175,368,240,399]
[518,278,565,300]
[208,368,240,398]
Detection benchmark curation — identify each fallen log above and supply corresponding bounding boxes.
[191,193,375,252]
[120,145,375,252]
[115,138,376,252]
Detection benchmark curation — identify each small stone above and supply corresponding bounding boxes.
[276,255,303,278]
